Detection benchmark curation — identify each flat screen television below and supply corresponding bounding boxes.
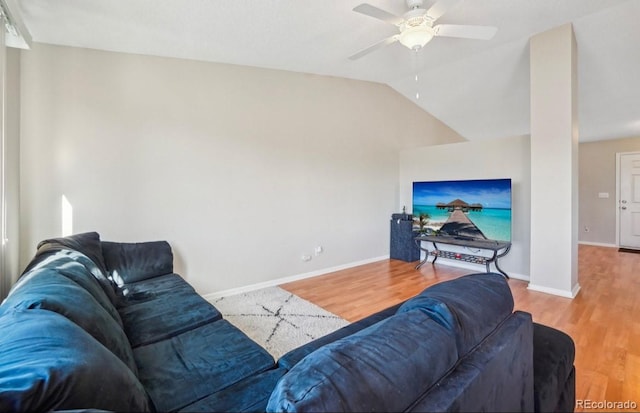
[412,178,512,242]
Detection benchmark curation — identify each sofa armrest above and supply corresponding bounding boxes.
[533,323,576,412]
[102,241,173,285]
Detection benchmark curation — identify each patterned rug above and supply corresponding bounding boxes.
[210,287,349,359]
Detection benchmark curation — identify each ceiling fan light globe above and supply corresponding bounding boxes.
[399,26,434,50]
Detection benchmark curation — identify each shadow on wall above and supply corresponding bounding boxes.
[172,245,188,280]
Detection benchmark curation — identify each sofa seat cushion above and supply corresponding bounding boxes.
[397,272,514,355]
[266,310,458,413]
[134,319,275,412]
[102,241,174,285]
[118,273,195,307]
[278,302,401,370]
[1,271,137,375]
[0,309,150,412]
[119,287,222,347]
[533,323,576,413]
[179,367,287,413]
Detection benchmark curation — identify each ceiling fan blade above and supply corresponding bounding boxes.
[348,35,399,60]
[433,24,498,40]
[352,3,404,26]
[425,0,460,22]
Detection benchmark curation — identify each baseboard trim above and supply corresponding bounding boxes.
[527,282,581,299]
[203,255,390,300]
[578,241,617,248]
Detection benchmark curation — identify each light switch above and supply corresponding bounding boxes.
[598,192,609,198]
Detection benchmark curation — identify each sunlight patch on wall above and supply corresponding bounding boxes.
[61,195,73,236]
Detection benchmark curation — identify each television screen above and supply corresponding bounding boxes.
[412,178,512,242]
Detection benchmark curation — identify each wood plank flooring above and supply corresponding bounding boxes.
[280,244,640,412]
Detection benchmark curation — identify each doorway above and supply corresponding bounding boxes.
[617,151,640,249]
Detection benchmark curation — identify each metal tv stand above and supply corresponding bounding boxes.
[414,235,511,279]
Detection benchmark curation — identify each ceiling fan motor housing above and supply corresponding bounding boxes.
[406,0,426,9]
[403,9,431,28]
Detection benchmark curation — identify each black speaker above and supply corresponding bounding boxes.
[390,214,420,262]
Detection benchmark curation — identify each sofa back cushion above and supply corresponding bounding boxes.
[29,232,118,304]
[397,272,514,356]
[34,232,108,273]
[266,310,458,412]
[2,271,138,375]
[102,241,174,285]
[0,309,150,412]
[11,251,123,327]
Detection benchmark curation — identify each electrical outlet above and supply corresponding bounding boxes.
[314,246,323,256]
[301,255,312,262]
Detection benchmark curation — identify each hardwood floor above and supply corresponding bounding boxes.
[281,244,640,412]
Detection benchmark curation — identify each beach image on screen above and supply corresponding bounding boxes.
[412,178,512,241]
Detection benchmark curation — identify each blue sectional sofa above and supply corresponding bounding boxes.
[0,232,575,412]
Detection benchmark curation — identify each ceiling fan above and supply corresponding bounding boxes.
[349,0,498,60]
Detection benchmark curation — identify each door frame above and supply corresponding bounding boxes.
[615,151,640,248]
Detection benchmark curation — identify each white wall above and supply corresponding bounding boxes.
[19,43,464,294]
[399,135,531,279]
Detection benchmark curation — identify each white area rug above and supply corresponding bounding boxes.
[210,287,348,359]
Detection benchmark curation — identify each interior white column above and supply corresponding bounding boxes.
[529,23,580,298]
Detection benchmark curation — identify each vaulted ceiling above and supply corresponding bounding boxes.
[13,0,640,142]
